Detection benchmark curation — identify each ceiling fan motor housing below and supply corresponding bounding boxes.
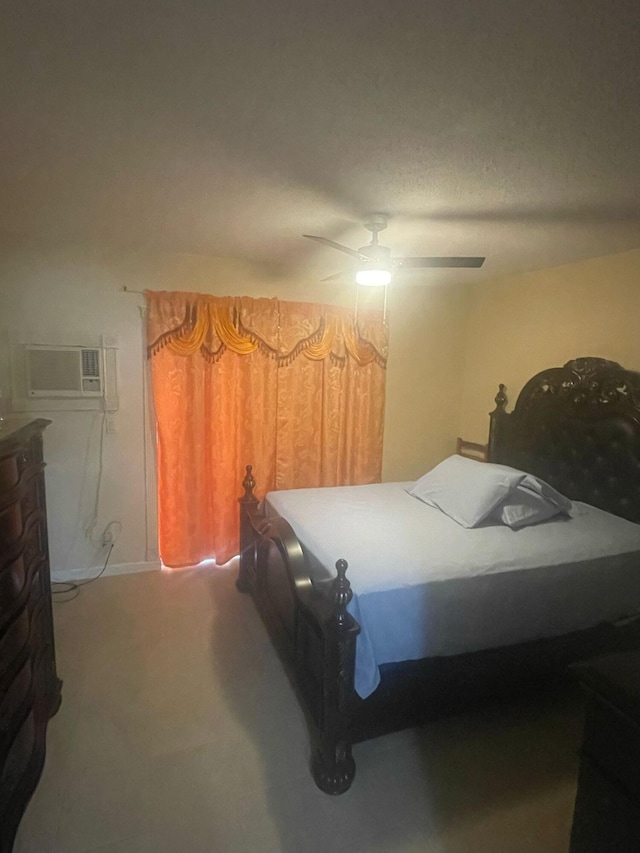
[358,243,391,264]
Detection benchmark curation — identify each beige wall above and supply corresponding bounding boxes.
[382,281,470,481]
[458,249,640,444]
[0,245,468,575]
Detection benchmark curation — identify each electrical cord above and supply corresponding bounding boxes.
[84,409,106,546]
[59,410,105,568]
[52,543,114,603]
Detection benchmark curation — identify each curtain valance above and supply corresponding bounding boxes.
[146,292,388,369]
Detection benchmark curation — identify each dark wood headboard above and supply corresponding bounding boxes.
[488,357,640,524]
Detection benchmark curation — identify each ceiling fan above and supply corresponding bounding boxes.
[304,214,485,285]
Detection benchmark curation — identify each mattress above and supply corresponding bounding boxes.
[265,482,640,698]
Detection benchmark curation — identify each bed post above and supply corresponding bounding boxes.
[488,383,509,463]
[237,465,259,593]
[311,559,359,795]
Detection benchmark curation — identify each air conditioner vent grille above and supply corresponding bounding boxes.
[82,349,100,377]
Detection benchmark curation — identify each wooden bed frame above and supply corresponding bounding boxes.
[236,357,640,794]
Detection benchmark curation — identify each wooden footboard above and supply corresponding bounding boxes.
[237,466,360,794]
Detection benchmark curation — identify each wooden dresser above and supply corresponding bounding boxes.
[0,419,62,853]
[570,651,640,852]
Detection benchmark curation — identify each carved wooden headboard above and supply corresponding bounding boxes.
[488,357,640,523]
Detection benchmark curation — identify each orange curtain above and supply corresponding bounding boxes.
[146,291,388,568]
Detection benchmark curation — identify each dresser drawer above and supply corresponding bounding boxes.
[0,456,18,492]
[0,510,46,574]
[0,607,30,686]
[582,693,640,802]
[0,501,23,548]
[11,433,43,476]
[0,547,45,631]
[0,462,43,513]
[0,709,36,796]
[0,658,34,749]
[0,554,27,623]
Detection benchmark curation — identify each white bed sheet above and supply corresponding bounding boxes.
[265,482,640,699]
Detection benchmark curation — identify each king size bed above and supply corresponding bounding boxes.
[236,357,640,794]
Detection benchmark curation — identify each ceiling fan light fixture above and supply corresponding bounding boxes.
[304,214,485,283]
[355,268,392,287]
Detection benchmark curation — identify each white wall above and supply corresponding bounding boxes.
[1,248,150,577]
[0,245,470,577]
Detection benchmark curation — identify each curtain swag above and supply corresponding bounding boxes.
[147,294,388,369]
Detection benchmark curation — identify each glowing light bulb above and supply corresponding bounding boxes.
[355,268,391,286]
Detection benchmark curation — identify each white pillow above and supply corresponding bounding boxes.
[407,455,526,528]
[494,484,568,529]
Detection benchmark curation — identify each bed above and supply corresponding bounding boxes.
[236,357,640,794]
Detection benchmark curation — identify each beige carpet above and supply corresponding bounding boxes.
[16,565,582,852]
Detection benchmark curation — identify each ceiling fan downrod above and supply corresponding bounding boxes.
[363,213,388,245]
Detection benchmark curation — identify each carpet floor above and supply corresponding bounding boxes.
[16,564,582,852]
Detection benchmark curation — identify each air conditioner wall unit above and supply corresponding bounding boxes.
[25,345,104,398]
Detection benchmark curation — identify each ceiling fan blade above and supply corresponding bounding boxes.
[303,234,370,262]
[321,269,351,282]
[395,256,485,269]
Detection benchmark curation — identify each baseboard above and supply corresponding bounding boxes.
[52,560,162,582]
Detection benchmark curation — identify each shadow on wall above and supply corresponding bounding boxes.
[206,566,583,853]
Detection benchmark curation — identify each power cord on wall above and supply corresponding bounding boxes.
[52,521,122,602]
[52,397,122,601]
[52,543,114,602]
[83,409,106,547]
[58,409,122,569]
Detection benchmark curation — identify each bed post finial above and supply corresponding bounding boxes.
[237,465,260,593]
[488,384,510,463]
[242,464,256,500]
[333,559,353,628]
[312,558,358,795]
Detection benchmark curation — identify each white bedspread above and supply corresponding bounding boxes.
[265,482,640,699]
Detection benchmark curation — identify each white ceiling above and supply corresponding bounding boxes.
[2,0,639,285]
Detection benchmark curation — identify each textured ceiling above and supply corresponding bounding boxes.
[2,0,639,285]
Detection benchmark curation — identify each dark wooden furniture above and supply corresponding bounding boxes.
[570,651,640,852]
[456,436,488,461]
[237,357,640,793]
[0,419,62,852]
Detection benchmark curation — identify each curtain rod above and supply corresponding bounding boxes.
[122,286,387,322]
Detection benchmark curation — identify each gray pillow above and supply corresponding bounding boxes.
[519,473,573,513]
[494,484,568,529]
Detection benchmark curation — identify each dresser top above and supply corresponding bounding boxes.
[0,417,52,446]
